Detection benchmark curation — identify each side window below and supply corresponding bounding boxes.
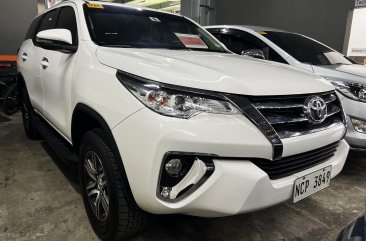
[265,47,288,64]
[219,29,288,64]
[219,34,256,54]
[56,7,78,46]
[211,33,222,41]
[25,16,42,42]
[37,8,61,33]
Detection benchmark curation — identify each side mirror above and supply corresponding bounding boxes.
[36,29,77,53]
[241,49,265,60]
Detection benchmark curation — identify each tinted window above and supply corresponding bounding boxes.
[57,7,78,45]
[217,31,288,64]
[263,31,353,65]
[25,16,42,41]
[83,4,227,53]
[37,8,61,33]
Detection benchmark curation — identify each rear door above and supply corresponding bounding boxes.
[39,5,79,137]
[18,10,58,114]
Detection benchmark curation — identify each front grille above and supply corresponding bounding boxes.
[250,92,344,138]
[252,141,339,179]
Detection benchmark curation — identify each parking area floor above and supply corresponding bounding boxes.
[0,113,365,241]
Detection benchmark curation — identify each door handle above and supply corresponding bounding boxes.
[21,52,28,62]
[41,57,49,69]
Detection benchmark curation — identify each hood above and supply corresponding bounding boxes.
[313,64,366,85]
[96,48,333,96]
[324,64,366,77]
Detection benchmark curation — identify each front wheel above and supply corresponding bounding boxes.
[3,83,18,115]
[79,129,149,241]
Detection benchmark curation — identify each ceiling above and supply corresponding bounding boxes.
[103,0,181,13]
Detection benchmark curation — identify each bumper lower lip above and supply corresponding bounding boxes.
[162,140,349,217]
[350,146,366,152]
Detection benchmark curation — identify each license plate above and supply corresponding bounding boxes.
[293,166,332,203]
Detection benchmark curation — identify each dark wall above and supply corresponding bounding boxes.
[0,0,38,55]
[215,0,354,52]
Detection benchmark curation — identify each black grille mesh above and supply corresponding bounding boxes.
[251,141,339,179]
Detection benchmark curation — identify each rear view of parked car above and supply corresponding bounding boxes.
[205,25,366,152]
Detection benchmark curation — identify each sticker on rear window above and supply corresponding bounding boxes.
[174,33,208,49]
[86,3,104,9]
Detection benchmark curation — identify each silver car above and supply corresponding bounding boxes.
[205,25,366,151]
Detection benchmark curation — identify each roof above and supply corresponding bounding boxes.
[205,25,290,34]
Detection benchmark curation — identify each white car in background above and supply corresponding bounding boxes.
[18,2,349,240]
[205,25,366,151]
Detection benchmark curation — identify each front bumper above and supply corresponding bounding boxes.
[339,95,366,149]
[112,108,349,217]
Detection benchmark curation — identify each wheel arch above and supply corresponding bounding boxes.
[72,103,112,153]
[17,73,27,93]
[72,103,138,207]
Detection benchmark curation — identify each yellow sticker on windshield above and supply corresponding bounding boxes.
[87,3,104,9]
[257,31,267,35]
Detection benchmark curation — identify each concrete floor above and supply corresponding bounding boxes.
[0,113,366,241]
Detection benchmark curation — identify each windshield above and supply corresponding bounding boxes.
[83,4,227,53]
[262,31,353,65]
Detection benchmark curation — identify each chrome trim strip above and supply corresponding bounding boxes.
[277,121,345,139]
[324,94,337,104]
[223,94,283,160]
[253,102,303,110]
[326,106,341,118]
[267,116,308,125]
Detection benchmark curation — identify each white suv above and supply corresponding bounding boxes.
[18,1,349,240]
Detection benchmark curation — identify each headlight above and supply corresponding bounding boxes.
[117,71,240,119]
[329,80,366,103]
[350,117,366,133]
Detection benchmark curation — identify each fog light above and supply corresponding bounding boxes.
[351,117,366,133]
[158,154,215,202]
[161,187,172,198]
[165,158,183,176]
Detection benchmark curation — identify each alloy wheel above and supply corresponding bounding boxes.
[84,151,110,221]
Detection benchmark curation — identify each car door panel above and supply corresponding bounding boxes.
[19,41,44,113]
[40,6,79,137]
[41,51,77,136]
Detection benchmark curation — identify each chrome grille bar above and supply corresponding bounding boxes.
[249,91,344,139]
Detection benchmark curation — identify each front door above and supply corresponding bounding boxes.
[39,5,79,137]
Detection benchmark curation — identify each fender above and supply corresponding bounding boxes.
[71,103,138,204]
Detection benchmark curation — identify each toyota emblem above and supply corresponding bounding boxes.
[304,96,327,123]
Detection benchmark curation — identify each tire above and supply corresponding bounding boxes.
[3,83,18,115]
[79,129,149,241]
[20,87,41,140]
